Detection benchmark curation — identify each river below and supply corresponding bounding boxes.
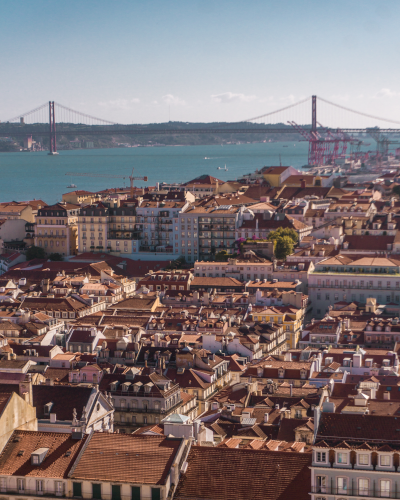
[0,141,310,204]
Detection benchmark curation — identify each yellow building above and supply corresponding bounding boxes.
[249,305,304,349]
[35,203,79,256]
[62,190,100,205]
[261,166,297,187]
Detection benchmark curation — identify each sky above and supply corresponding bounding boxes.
[2,0,400,126]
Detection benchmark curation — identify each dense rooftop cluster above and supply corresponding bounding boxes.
[2,164,400,498]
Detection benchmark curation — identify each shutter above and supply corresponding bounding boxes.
[73,483,82,497]
[151,488,161,500]
[112,485,121,500]
[131,486,141,500]
[92,484,101,499]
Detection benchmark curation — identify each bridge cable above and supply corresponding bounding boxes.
[318,96,400,127]
[242,96,311,123]
[4,102,48,123]
[54,102,118,125]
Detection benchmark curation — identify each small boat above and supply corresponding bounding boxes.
[67,184,77,189]
[217,166,222,170]
[224,164,228,171]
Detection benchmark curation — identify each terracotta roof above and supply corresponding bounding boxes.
[71,433,181,484]
[174,446,311,500]
[0,430,87,478]
[33,385,93,420]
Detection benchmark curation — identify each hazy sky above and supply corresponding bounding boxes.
[2,0,400,125]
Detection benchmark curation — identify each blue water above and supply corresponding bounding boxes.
[0,141,309,204]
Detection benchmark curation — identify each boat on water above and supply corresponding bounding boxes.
[217,166,222,170]
[224,164,228,171]
[67,184,77,189]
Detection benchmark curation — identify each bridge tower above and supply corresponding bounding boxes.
[311,95,317,132]
[48,101,58,155]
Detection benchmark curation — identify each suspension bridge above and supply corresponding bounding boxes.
[1,96,400,164]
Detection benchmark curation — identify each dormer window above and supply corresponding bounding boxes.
[380,455,391,467]
[358,453,369,466]
[278,368,285,378]
[336,452,348,464]
[316,451,327,463]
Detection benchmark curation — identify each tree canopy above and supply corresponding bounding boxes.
[25,246,46,261]
[267,227,298,260]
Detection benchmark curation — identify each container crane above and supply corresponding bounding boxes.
[65,168,148,198]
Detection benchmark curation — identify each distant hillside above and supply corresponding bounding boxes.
[0,121,305,150]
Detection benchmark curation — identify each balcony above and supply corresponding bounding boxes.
[0,489,66,498]
[38,234,67,238]
[311,486,396,498]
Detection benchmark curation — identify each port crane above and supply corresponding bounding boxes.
[65,168,148,198]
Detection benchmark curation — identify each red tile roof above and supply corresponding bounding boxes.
[71,433,181,484]
[174,446,311,500]
[0,430,87,478]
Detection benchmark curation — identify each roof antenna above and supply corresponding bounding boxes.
[279,154,282,167]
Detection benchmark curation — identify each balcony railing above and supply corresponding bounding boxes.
[0,489,66,498]
[311,486,397,498]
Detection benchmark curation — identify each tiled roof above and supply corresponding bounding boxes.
[317,412,400,443]
[0,430,87,478]
[71,433,181,484]
[33,385,93,420]
[174,446,311,500]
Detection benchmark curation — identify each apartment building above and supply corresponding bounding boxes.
[311,411,400,500]
[248,303,306,349]
[35,203,79,256]
[183,174,224,198]
[194,253,273,281]
[179,204,240,262]
[236,212,313,242]
[309,255,400,318]
[135,193,189,259]
[77,201,138,255]
[100,371,183,431]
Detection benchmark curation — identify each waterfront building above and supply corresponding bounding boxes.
[35,203,79,256]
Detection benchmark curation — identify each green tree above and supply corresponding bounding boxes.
[274,235,295,260]
[25,246,46,261]
[267,227,298,259]
[48,253,63,261]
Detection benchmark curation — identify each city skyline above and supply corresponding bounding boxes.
[2,0,400,124]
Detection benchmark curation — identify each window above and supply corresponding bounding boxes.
[337,477,347,494]
[380,454,391,466]
[92,484,102,499]
[316,451,326,462]
[151,488,161,500]
[112,485,121,500]
[56,482,64,496]
[337,452,348,464]
[73,482,82,498]
[315,476,326,493]
[380,480,390,498]
[132,486,141,500]
[36,480,43,493]
[17,479,24,492]
[358,453,369,465]
[358,478,369,495]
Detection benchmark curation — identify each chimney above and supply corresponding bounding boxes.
[50,413,57,423]
[19,374,33,406]
[384,391,391,400]
[264,412,269,423]
[290,383,293,397]
[300,179,306,189]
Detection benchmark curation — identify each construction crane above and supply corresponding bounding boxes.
[66,168,148,198]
